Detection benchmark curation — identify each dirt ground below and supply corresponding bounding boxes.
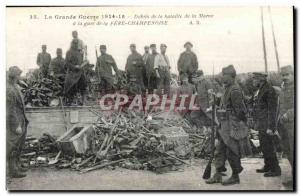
[7,158,293,191]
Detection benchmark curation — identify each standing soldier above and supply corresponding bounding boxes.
[125,44,145,92]
[36,45,51,77]
[145,44,159,94]
[64,39,87,105]
[156,44,171,95]
[72,30,85,57]
[49,48,66,78]
[142,46,150,89]
[252,72,281,177]
[190,70,213,128]
[95,45,119,94]
[7,66,28,178]
[278,65,294,187]
[177,42,198,83]
[206,65,251,185]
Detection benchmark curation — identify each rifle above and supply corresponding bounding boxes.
[202,93,216,179]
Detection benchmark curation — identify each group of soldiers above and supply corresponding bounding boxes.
[201,65,294,187]
[6,30,294,189]
[34,31,199,103]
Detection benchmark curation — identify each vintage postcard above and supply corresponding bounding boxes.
[5,6,294,191]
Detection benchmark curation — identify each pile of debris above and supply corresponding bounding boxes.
[21,110,205,174]
[20,76,64,107]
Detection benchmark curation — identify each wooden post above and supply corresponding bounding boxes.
[261,7,268,73]
[268,6,280,72]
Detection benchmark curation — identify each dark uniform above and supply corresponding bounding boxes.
[125,50,145,92]
[142,50,150,89]
[278,66,294,172]
[49,50,66,77]
[190,70,213,128]
[177,73,196,116]
[206,65,251,185]
[252,72,281,177]
[177,42,198,83]
[145,50,159,93]
[7,66,28,178]
[95,45,119,94]
[37,47,51,77]
[64,40,87,104]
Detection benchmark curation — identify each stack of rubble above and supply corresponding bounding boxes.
[21,110,201,174]
[20,76,64,107]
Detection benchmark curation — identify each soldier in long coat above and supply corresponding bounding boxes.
[145,44,159,93]
[206,65,251,186]
[252,72,281,177]
[125,44,145,92]
[278,65,294,187]
[7,66,28,178]
[36,45,51,77]
[95,45,119,94]
[142,46,150,90]
[177,42,198,83]
[190,70,213,127]
[64,39,87,105]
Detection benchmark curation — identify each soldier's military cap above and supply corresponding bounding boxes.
[130,44,136,48]
[222,65,236,78]
[184,41,193,48]
[8,66,22,77]
[100,45,107,49]
[280,65,293,75]
[42,44,47,48]
[252,72,268,79]
[56,48,62,52]
[150,44,156,48]
[144,46,149,49]
[160,43,167,48]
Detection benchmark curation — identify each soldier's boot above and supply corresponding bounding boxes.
[205,172,222,184]
[256,166,271,173]
[17,157,28,173]
[221,173,240,186]
[264,167,281,177]
[10,153,26,178]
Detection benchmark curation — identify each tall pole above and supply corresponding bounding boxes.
[268,6,280,72]
[261,7,268,73]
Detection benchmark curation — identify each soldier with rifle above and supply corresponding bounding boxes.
[64,39,88,105]
[205,65,251,185]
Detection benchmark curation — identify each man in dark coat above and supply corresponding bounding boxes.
[190,70,213,128]
[64,39,87,105]
[95,45,119,94]
[49,48,66,78]
[7,66,28,178]
[36,45,51,77]
[125,44,145,92]
[278,65,294,187]
[177,42,198,83]
[142,46,150,89]
[145,44,160,94]
[206,65,251,186]
[252,72,281,177]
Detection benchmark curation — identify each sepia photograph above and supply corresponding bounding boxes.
[5,5,295,191]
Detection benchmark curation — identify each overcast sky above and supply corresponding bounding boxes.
[6,6,293,75]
